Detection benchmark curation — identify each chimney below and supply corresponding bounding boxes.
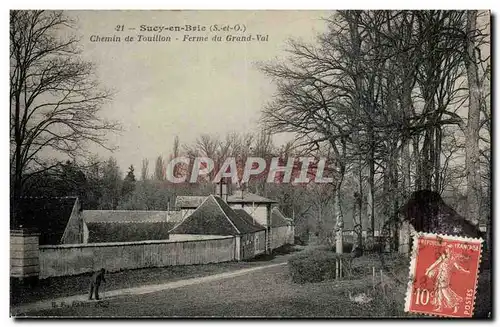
[238,181,246,199]
[216,178,228,202]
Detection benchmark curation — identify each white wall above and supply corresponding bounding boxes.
[254,230,266,255]
[271,226,292,250]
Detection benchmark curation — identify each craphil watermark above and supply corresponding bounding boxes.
[164,156,336,184]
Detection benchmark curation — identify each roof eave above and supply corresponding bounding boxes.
[226,200,277,204]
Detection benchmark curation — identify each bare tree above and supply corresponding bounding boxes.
[141,158,149,181]
[10,10,118,215]
[464,10,483,225]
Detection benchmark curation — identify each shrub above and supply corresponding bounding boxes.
[343,242,354,253]
[288,248,352,284]
[293,236,307,246]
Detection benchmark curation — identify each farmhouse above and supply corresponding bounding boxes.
[169,195,267,260]
[82,210,176,243]
[226,190,276,227]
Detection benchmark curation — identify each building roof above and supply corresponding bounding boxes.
[226,191,277,204]
[87,221,175,243]
[175,196,207,209]
[167,210,184,222]
[169,195,265,235]
[13,196,78,245]
[271,207,293,227]
[233,209,266,232]
[82,210,170,223]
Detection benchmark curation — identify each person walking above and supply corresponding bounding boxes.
[89,268,106,301]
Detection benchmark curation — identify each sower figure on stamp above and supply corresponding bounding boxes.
[89,268,106,301]
[425,245,470,313]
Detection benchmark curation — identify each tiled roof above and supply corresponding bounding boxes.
[82,210,170,223]
[175,196,207,209]
[226,191,277,204]
[12,197,78,245]
[170,195,264,235]
[213,197,265,234]
[233,209,266,232]
[87,221,175,243]
[167,210,184,222]
[271,208,292,227]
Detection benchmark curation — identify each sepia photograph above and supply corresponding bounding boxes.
[9,9,492,318]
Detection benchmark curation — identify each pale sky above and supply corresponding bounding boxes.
[67,10,332,172]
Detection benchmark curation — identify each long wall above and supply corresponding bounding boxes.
[270,226,294,250]
[39,236,236,279]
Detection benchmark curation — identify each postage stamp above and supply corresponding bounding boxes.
[404,232,483,318]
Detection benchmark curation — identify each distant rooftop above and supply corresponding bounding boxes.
[226,191,277,204]
[175,196,207,209]
[170,195,265,235]
[83,210,170,224]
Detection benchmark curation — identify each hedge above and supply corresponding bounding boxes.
[288,248,353,284]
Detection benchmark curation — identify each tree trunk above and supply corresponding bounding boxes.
[365,162,375,244]
[356,161,363,250]
[402,142,411,194]
[366,129,375,242]
[414,135,422,190]
[335,188,344,254]
[434,127,442,193]
[464,10,482,226]
[400,19,416,199]
[390,142,400,251]
[421,127,434,190]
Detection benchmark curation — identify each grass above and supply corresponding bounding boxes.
[25,257,412,317]
[286,245,414,316]
[11,260,261,306]
[246,243,303,262]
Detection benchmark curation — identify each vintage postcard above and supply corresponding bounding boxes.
[10,10,491,318]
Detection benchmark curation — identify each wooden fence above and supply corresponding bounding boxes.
[39,236,236,279]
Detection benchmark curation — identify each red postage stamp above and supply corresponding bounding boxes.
[404,232,483,318]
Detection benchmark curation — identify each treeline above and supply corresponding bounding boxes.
[24,132,340,236]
